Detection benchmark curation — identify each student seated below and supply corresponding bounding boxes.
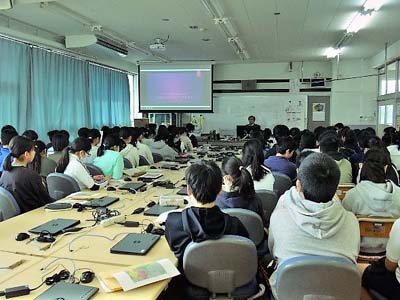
[361,219,400,300]
[216,156,266,226]
[165,161,249,266]
[185,123,198,148]
[84,128,101,164]
[56,137,107,190]
[48,131,69,164]
[77,127,90,139]
[264,136,297,181]
[93,135,124,180]
[0,136,53,213]
[319,132,353,184]
[298,130,319,153]
[150,127,178,161]
[242,139,275,191]
[135,128,154,164]
[141,127,156,146]
[119,127,139,167]
[0,128,18,173]
[343,149,400,254]
[22,130,38,141]
[176,127,194,153]
[383,131,400,171]
[268,153,359,295]
[28,140,57,178]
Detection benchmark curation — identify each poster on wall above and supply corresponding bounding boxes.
[312,103,326,122]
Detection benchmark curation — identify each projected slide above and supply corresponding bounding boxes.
[139,65,213,112]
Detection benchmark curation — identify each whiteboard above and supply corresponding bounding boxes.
[192,94,308,133]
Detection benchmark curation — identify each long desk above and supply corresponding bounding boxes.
[0,167,187,300]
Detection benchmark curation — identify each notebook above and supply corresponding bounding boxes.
[34,282,98,300]
[144,205,179,216]
[29,219,80,235]
[118,182,146,191]
[83,196,119,208]
[110,233,160,255]
[138,173,163,180]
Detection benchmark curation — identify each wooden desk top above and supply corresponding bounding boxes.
[0,252,41,284]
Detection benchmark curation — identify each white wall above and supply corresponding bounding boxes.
[330,59,377,127]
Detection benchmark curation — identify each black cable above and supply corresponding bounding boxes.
[29,280,46,292]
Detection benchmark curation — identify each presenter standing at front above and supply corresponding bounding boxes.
[246,115,261,132]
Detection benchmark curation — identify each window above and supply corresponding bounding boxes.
[379,104,394,126]
[387,62,397,94]
[386,105,393,125]
[379,68,386,96]
[379,105,385,124]
[128,74,142,124]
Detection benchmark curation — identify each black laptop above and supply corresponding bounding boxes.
[29,219,80,235]
[118,182,146,191]
[177,186,188,196]
[144,205,179,216]
[110,233,160,255]
[83,196,119,208]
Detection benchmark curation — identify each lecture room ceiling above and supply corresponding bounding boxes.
[1,0,400,64]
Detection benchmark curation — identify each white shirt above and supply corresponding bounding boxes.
[64,153,95,190]
[120,144,139,167]
[179,135,193,153]
[246,165,275,191]
[83,144,98,164]
[137,141,154,164]
[386,218,400,283]
[388,145,400,171]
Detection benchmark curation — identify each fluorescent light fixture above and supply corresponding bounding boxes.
[363,0,386,11]
[0,0,12,10]
[346,11,374,33]
[325,47,341,58]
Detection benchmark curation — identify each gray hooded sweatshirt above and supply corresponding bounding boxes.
[268,187,360,293]
[150,140,177,161]
[343,180,400,253]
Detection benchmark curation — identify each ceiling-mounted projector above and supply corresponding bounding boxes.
[149,37,168,51]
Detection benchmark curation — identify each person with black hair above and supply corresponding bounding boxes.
[216,156,266,226]
[93,135,124,179]
[264,125,291,160]
[343,149,400,254]
[264,128,274,150]
[135,128,154,164]
[185,123,198,148]
[84,128,101,164]
[28,140,56,178]
[165,161,248,266]
[119,127,139,167]
[385,132,400,171]
[0,136,53,213]
[22,130,38,141]
[77,127,90,139]
[48,132,69,164]
[313,126,327,146]
[151,127,178,161]
[264,136,297,180]
[242,139,275,191]
[46,130,58,151]
[1,125,17,133]
[56,137,107,190]
[244,115,261,136]
[268,153,359,297]
[290,127,301,148]
[299,130,318,152]
[334,122,344,132]
[295,150,314,169]
[0,129,18,173]
[176,127,193,153]
[141,127,156,146]
[319,133,353,184]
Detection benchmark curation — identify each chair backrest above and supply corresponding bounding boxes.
[275,255,361,300]
[139,155,150,166]
[84,164,103,176]
[152,153,163,163]
[256,190,278,227]
[222,208,264,246]
[0,187,21,222]
[47,173,80,200]
[123,158,133,169]
[272,172,292,198]
[357,216,396,239]
[336,184,355,200]
[183,235,257,295]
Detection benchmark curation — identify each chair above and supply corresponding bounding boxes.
[256,190,278,227]
[139,155,150,166]
[357,215,396,263]
[336,184,355,200]
[274,255,361,300]
[272,172,292,198]
[152,153,163,163]
[84,164,103,176]
[183,235,262,300]
[123,158,133,169]
[222,208,268,257]
[47,173,80,200]
[0,187,21,222]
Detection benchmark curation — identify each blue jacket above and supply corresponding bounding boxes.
[0,147,10,172]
